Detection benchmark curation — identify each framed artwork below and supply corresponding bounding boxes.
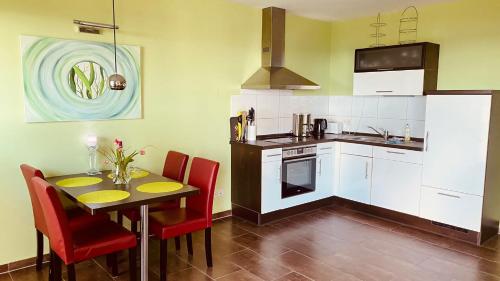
[21,35,141,122]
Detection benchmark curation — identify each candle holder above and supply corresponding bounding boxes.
[87,145,102,175]
[86,135,101,175]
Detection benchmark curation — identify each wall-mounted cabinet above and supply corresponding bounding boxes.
[353,42,440,96]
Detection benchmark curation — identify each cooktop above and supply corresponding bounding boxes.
[263,137,314,145]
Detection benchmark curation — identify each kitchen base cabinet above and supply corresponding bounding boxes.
[316,143,335,198]
[338,154,372,204]
[261,160,282,214]
[420,186,483,232]
[372,158,422,216]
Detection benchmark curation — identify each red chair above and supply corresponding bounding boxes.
[31,177,137,281]
[119,151,189,248]
[149,157,219,281]
[20,164,110,271]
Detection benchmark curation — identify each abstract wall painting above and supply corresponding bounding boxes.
[21,35,141,122]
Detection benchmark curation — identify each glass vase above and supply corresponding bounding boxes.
[113,163,131,185]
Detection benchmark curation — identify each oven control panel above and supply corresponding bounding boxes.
[282,145,317,159]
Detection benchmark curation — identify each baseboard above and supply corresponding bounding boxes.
[213,209,232,221]
[0,210,233,274]
[332,197,480,245]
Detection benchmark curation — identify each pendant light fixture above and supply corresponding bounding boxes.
[108,0,126,90]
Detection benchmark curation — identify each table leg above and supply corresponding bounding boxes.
[140,205,149,281]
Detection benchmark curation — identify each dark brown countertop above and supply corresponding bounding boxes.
[231,134,424,151]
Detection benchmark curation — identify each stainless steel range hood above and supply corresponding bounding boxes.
[242,7,320,90]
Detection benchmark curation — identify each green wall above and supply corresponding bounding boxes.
[0,0,331,264]
[330,0,500,95]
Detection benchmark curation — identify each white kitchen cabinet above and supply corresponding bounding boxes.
[338,153,372,204]
[422,95,491,196]
[316,144,334,198]
[420,186,483,231]
[353,70,425,96]
[372,158,422,216]
[261,149,282,214]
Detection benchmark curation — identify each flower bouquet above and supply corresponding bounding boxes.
[100,138,146,185]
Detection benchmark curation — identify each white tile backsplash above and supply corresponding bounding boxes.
[362,97,379,118]
[256,118,279,135]
[378,97,408,119]
[407,96,427,121]
[333,96,353,117]
[257,95,279,119]
[279,118,293,134]
[230,90,427,137]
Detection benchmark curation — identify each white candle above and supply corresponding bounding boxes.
[87,135,97,147]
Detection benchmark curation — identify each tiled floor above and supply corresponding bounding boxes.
[4,205,500,281]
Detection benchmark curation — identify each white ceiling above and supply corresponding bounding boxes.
[230,0,455,21]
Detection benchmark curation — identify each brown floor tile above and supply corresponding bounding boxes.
[9,264,50,281]
[164,267,212,281]
[274,251,361,281]
[232,233,290,258]
[216,269,264,281]
[274,272,312,281]
[225,249,291,280]
[0,273,12,281]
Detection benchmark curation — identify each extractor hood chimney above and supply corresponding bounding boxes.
[242,7,320,90]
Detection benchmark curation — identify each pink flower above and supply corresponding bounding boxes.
[114,138,123,149]
[139,149,146,156]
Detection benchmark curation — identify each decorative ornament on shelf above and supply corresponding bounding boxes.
[399,6,419,44]
[370,13,387,47]
[108,0,127,90]
[99,138,146,185]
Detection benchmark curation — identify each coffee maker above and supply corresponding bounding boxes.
[312,119,328,136]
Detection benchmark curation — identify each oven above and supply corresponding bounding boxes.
[281,145,317,198]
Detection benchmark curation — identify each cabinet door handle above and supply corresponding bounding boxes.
[387,151,405,155]
[267,154,281,158]
[320,147,332,151]
[277,166,282,181]
[319,159,322,176]
[438,192,460,199]
[425,132,430,152]
[365,162,369,179]
[376,90,394,93]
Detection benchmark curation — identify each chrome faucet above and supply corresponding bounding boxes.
[368,126,389,140]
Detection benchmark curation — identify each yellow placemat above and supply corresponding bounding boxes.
[136,182,183,194]
[107,170,150,179]
[56,177,103,188]
[77,190,130,204]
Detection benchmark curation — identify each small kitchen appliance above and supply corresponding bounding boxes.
[325,121,343,134]
[312,119,328,136]
[292,113,312,137]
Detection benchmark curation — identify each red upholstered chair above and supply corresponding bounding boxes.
[149,157,219,281]
[119,151,189,248]
[20,164,110,271]
[31,177,137,281]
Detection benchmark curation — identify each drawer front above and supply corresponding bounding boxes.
[317,142,335,155]
[341,143,373,157]
[373,147,423,164]
[420,186,483,231]
[262,148,282,163]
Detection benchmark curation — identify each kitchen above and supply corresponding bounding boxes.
[230,6,500,247]
[2,0,500,280]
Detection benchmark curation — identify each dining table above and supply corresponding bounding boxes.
[46,169,200,281]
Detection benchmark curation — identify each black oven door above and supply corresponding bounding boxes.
[282,156,317,199]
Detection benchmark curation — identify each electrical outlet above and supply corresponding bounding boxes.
[215,190,224,197]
